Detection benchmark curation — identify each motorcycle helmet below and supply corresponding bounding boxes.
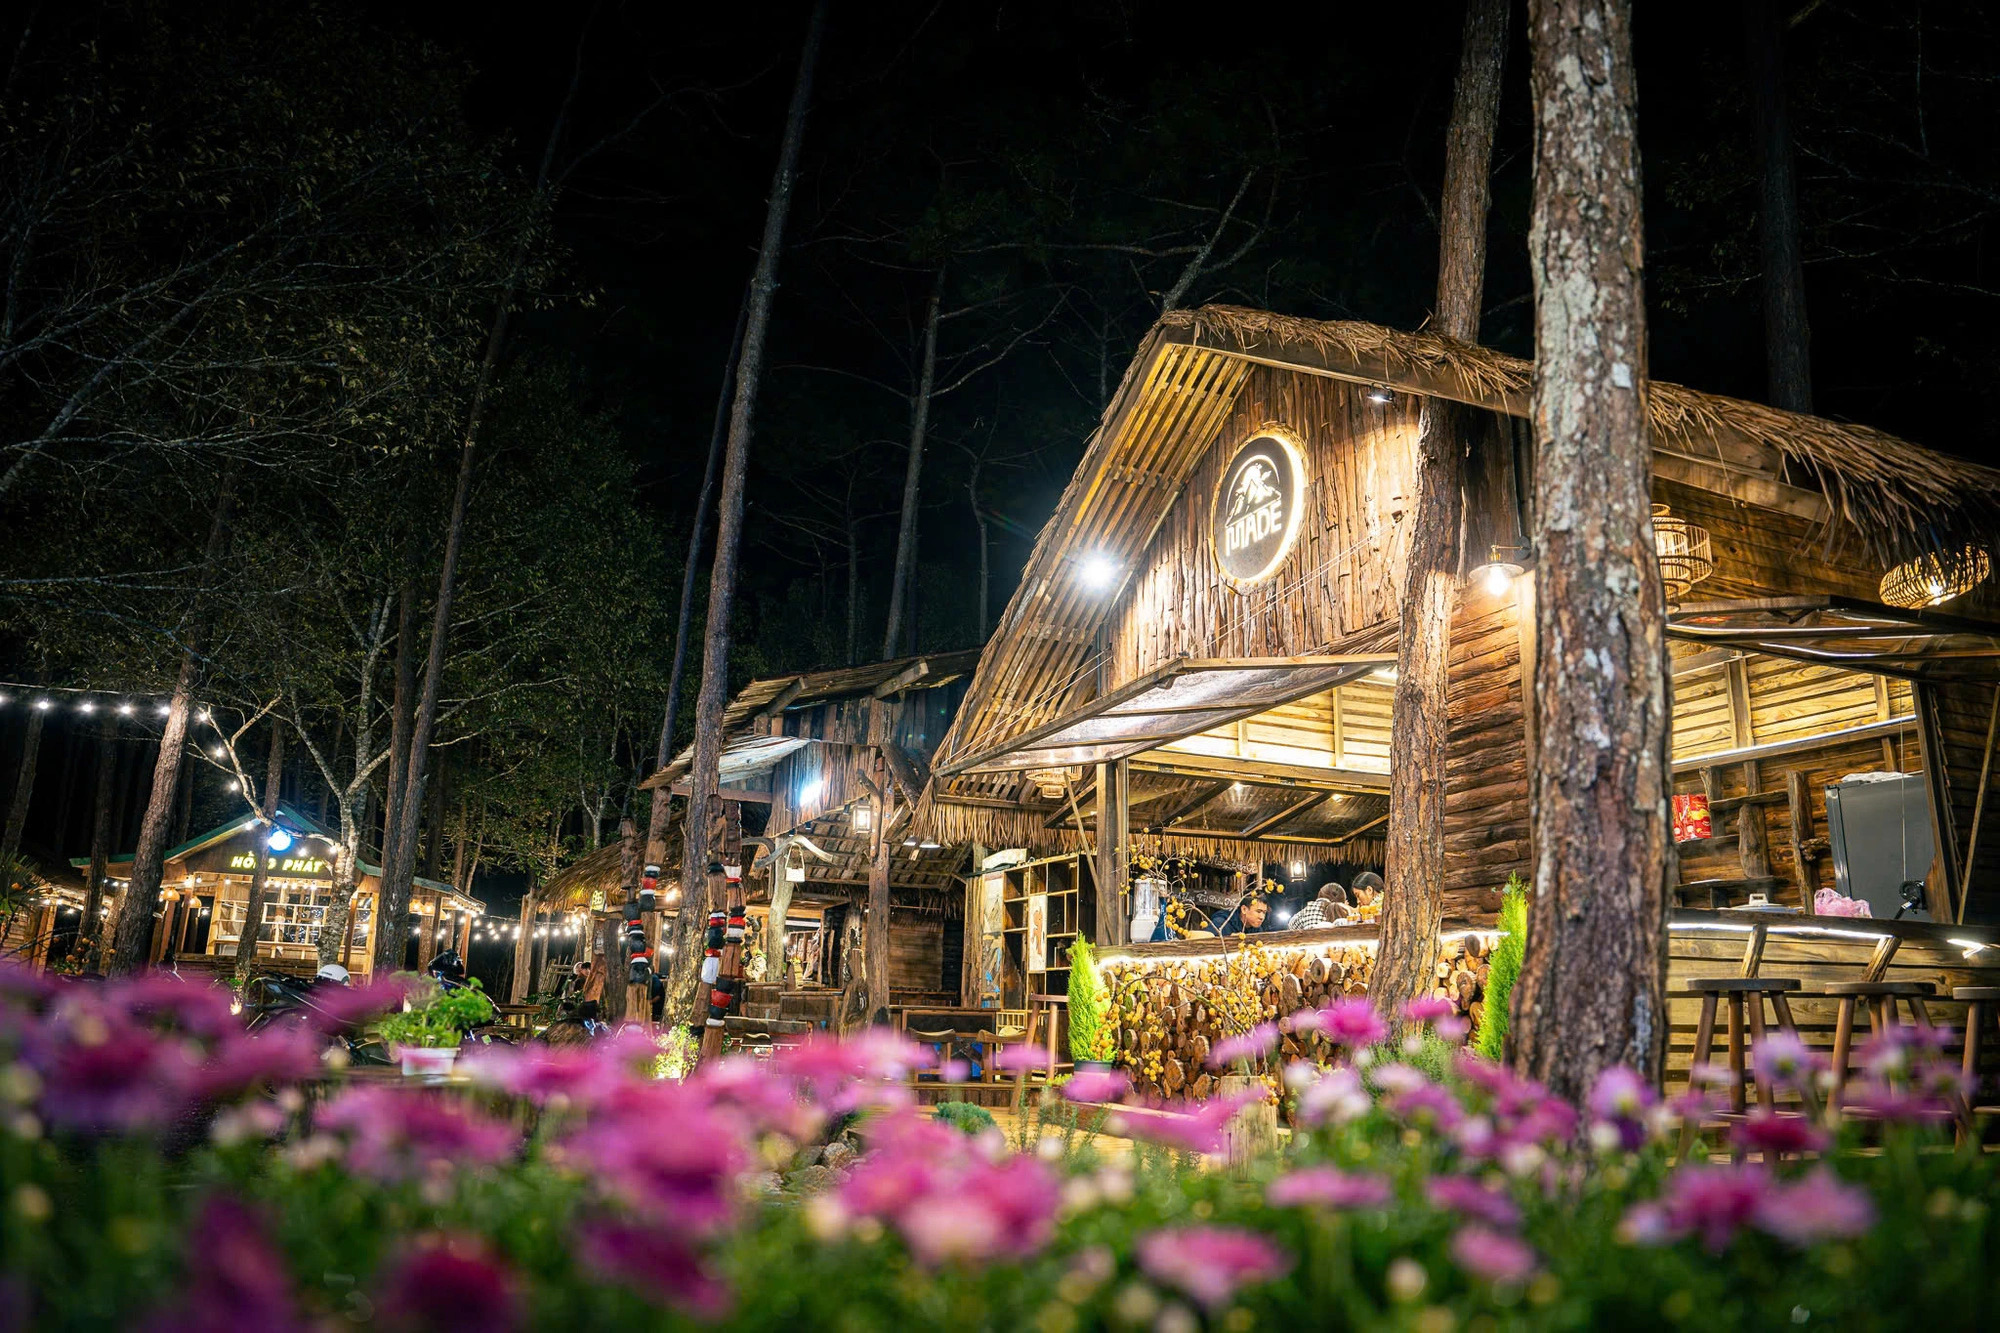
[315,963,351,986]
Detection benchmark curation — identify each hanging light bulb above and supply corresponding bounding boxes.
[1880,545,1991,609]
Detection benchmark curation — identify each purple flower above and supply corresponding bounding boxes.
[1135,1226,1291,1310]
[567,1087,746,1233]
[1114,1091,1264,1155]
[1265,1167,1392,1210]
[298,977,415,1034]
[1293,1066,1371,1128]
[379,1234,521,1333]
[1451,1225,1539,1284]
[1729,1111,1829,1157]
[25,1001,196,1134]
[317,1087,516,1183]
[145,1197,305,1333]
[992,1043,1054,1073]
[1756,1167,1875,1246]
[1388,1083,1465,1132]
[1207,1022,1280,1069]
[1425,1175,1521,1228]
[1587,1066,1655,1124]
[1842,1079,1952,1125]
[579,1219,732,1319]
[1063,1067,1131,1103]
[1750,1031,1822,1088]
[1403,996,1455,1025]
[188,1027,325,1102]
[116,975,240,1042]
[1371,1062,1430,1096]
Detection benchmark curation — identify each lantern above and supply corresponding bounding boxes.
[1879,545,1992,610]
[1652,504,1714,605]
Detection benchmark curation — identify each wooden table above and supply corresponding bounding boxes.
[898,1007,1033,1083]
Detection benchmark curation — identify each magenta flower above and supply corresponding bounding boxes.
[837,1110,1060,1265]
[24,1002,197,1134]
[1293,1066,1372,1128]
[1588,1066,1655,1123]
[1424,1175,1521,1229]
[1207,1022,1280,1068]
[299,977,415,1034]
[1842,1079,1952,1125]
[775,1031,926,1087]
[1063,1067,1132,1103]
[116,975,240,1042]
[188,1026,325,1102]
[144,1197,305,1333]
[379,1234,521,1333]
[1451,1225,1539,1284]
[1265,1166,1392,1210]
[1116,1090,1264,1155]
[1371,1062,1430,1096]
[579,1219,732,1319]
[1389,1083,1465,1132]
[317,1087,516,1183]
[1729,1111,1828,1157]
[1403,995,1455,1025]
[462,1041,628,1111]
[1136,1226,1291,1310]
[993,1043,1054,1073]
[567,1090,746,1233]
[1757,1167,1875,1246]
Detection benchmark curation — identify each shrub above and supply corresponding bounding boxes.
[372,975,495,1049]
[1066,937,1115,1063]
[932,1100,997,1135]
[1474,873,1528,1061]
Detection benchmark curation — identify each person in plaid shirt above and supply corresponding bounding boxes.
[1289,881,1351,930]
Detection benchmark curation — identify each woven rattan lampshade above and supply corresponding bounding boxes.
[1879,545,1992,609]
[1651,504,1714,604]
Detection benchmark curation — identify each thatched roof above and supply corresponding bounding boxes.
[916,303,2000,857]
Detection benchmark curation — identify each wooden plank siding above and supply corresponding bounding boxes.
[1928,679,2000,922]
[1443,585,1530,920]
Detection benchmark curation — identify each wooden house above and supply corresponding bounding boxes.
[69,805,483,980]
[914,304,2000,1095]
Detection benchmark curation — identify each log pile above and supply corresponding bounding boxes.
[1102,936,1492,1102]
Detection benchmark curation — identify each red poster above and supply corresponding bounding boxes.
[1672,793,1712,842]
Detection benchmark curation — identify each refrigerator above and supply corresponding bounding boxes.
[1824,774,1936,921]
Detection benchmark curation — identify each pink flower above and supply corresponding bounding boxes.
[1620,1164,1772,1253]
[1135,1225,1291,1310]
[25,1000,197,1134]
[1729,1111,1828,1157]
[1756,1167,1875,1246]
[117,975,240,1042]
[1587,1066,1654,1123]
[566,1088,746,1233]
[1371,1062,1430,1096]
[1750,1030,1821,1088]
[1063,1067,1131,1103]
[837,1111,1060,1266]
[188,1027,325,1102]
[379,1234,521,1333]
[1293,1066,1371,1128]
[1266,1167,1392,1210]
[298,977,415,1034]
[144,1197,305,1333]
[579,1219,731,1319]
[1841,1079,1951,1124]
[317,1087,516,1183]
[462,1041,628,1111]
[1308,998,1388,1049]
[1208,1022,1280,1068]
[775,1030,926,1087]
[1451,1225,1538,1284]
[1425,1175,1521,1228]
[992,1044,1054,1073]
[1388,1083,1465,1132]
[1403,996,1455,1025]
[1116,1091,1264,1155]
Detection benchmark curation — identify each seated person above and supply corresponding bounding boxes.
[1215,895,1270,936]
[1289,882,1351,930]
[1348,871,1385,922]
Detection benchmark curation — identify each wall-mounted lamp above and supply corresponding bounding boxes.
[851,804,873,832]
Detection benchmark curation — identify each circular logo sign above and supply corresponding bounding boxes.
[1211,433,1307,584]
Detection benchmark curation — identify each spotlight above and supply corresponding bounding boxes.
[1079,554,1118,589]
[798,776,824,805]
[1367,385,1394,405]
[267,827,294,853]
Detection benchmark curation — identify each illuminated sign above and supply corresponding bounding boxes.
[1211,432,1307,585]
[227,853,329,875]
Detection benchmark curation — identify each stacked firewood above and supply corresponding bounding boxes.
[1102,936,1491,1103]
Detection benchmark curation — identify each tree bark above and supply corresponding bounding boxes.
[1377,0,1507,1033]
[1510,0,1671,1102]
[1744,0,1812,414]
[107,474,237,977]
[880,268,942,660]
[370,584,416,971]
[670,0,826,1034]
[233,726,284,978]
[79,715,116,969]
[2,706,45,868]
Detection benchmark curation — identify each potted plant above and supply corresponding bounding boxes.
[1066,938,1117,1070]
[373,976,494,1077]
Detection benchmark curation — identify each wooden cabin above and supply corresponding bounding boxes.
[916,304,2000,1096]
[68,805,483,980]
[639,650,982,1024]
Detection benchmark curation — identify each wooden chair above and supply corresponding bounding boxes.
[1822,980,1957,1122]
[1678,976,1803,1160]
[1952,986,2000,1144]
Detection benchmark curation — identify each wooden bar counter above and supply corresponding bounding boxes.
[1092,913,2000,1097]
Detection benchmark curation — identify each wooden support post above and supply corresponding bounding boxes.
[1093,760,1128,946]
[509,891,533,1004]
[866,787,892,1022]
[1786,770,1817,914]
[1915,683,1965,924]
[1958,683,1999,925]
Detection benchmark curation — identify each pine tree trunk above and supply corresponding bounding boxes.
[1377,0,1507,1032]
[234,727,285,978]
[2,706,45,867]
[80,716,116,968]
[370,587,417,974]
[671,0,826,1036]
[107,475,237,977]
[866,793,892,1021]
[881,269,942,660]
[1744,0,1812,413]
[1510,0,1671,1102]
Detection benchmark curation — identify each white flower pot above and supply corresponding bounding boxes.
[397,1045,459,1078]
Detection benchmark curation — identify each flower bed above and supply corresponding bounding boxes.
[1,965,1995,1329]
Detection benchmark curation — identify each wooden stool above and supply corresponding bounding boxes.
[1822,980,1937,1114]
[1679,977,1803,1160]
[1953,986,2000,1142]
